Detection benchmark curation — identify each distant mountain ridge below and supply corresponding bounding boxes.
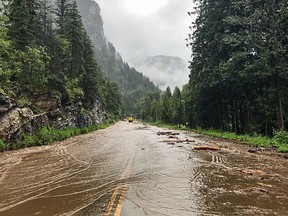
[75,0,160,115]
[135,55,189,90]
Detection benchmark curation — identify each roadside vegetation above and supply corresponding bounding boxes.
[0,0,121,116]
[0,122,114,152]
[195,129,288,153]
[144,121,288,153]
[139,1,288,154]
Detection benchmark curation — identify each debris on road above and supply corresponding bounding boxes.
[248,148,257,153]
[168,135,178,139]
[136,125,149,130]
[141,147,145,150]
[232,168,271,178]
[157,131,180,136]
[162,139,196,143]
[192,146,221,151]
[241,187,269,194]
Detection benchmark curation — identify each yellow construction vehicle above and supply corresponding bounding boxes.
[128,116,134,122]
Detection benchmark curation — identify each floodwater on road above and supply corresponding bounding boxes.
[0,121,288,216]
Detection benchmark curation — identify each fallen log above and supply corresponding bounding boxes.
[192,146,221,151]
[162,139,196,143]
[235,168,266,176]
[162,140,178,143]
[157,131,180,136]
[179,139,195,143]
[168,135,178,139]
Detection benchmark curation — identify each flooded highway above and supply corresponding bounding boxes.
[0,121,288,216]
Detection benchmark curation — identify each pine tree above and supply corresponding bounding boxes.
[80,32,103,107]
[64,1,85,79]
[0,14,15,91]
[7,0,31,49]
[161,86,172,123]
[55,0,71,35]
[172,87,183,127]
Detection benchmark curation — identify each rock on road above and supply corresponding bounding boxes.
[0,121,288,216]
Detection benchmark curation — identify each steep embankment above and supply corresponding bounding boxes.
[76,0,160,115]
[0,0,112,149]
[0,93,106,145]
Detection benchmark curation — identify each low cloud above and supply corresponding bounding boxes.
[96,0,194,88]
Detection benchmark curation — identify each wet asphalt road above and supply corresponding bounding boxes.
[0,121,288,216]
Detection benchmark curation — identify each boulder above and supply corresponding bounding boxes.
[30,93,61,112]
[0,93,17,114]
[91,98,107,124]
[0,107,34,139]
[77,113,92,128]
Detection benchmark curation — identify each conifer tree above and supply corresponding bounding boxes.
[161,86,172,123]
[172,87,183,127]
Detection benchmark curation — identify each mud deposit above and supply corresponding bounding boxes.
[0,122,288,215]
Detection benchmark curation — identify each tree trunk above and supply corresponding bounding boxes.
[276,86,284,130]
[235,100,241,135]
[231,99,235,133]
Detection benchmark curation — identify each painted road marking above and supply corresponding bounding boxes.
[105,151,134,216]
[114,185,128,215]
[105,186,120,215]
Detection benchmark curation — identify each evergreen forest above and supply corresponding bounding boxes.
[140,0,288,137]
[0,0,121,117]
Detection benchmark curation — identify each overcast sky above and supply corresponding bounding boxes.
[95,0,195,89]
[95,0,193,63]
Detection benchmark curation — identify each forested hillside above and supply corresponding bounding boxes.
[0,0,121,148]
[75,0,160,115]
[187,0,288,135]
[0,0,122,114]
[140,0,288,138]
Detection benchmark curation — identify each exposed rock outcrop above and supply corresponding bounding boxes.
[0,94,50,140]
[0,93,107,142]
[0,94,17,114]
[0,107,34,139]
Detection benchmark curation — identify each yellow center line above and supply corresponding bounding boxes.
[105,186,119,216]
[114,185,128,216]
[105,153,134,215]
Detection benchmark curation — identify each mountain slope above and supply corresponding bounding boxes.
[75,0,160,115]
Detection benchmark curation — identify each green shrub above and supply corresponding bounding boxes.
[0,139,7,152]
[272,131,288,152]
[23,134,37,148]
[36,127,54,145]
[80,127,89,134]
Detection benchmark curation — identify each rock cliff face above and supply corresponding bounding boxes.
[76,0,160,114]
[76,0,105,51]
[0,93,107,142]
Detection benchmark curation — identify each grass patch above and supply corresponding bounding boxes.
[1,121,114,152]
[193,128,272,148]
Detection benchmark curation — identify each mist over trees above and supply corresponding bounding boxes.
[140,0,288,136]
[75,0,160,116]
[0,0,121,117]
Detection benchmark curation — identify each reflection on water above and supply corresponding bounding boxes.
[0,122,288,216]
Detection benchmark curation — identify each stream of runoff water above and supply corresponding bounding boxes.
[0,122,288,215]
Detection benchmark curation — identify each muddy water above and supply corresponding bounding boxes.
[0,122,288,216]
